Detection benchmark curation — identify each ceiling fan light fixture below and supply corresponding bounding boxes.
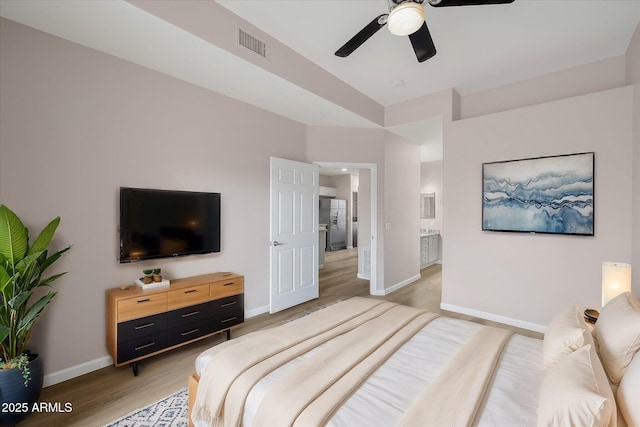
[387,2,425,36]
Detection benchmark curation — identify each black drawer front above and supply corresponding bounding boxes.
[212,310,243,331]
[117,312,168,343]
[117,331,167,364]
[211,294,244,316]
[167,318,214,347]
[167,301,213,328]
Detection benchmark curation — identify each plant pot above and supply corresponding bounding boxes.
[143,276,153,284]
[153,275,162,282]
[0,353,44,426]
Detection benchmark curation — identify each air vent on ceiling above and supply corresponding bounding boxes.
[238,28,267,58]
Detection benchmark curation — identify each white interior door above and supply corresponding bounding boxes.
[269,157,319,313]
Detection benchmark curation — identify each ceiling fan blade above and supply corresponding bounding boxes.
[428,0,514,7]
[408,22,437,63]
[335,14,388,57]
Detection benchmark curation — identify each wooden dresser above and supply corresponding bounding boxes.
[106,272,244,375]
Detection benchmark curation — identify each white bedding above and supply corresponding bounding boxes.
[195,315,544,427]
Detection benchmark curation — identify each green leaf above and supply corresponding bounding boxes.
[15,252,43,274]
[39,245,71,274]
[15,253,42,292]
[0,253,9,273]
[0,205,28,268]
[18,292,56,332]
[0,325,9,345]
[0,266,10,293]
[37,272,67,288]
[28,217,60,256]
[8,291,33,311]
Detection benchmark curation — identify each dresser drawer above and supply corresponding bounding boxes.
[118,293,167,322]
[167,318,215,347]
[211,294,244,316]
[210,278,243,299]
[167,301,213,328]
[117,312,168,343]
[213,309,243,331]
[117,331,167,364]
[168,284,210,310]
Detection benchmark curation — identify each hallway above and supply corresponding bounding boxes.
[318,248,442,312]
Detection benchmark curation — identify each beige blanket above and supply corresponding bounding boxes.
[397,325,513,427]
[192,297,513,427]
[192,297,401,426]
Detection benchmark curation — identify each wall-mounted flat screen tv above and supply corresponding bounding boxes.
[482,152,594,236]
[119,187,221,263]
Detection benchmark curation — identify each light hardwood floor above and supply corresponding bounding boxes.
[20,249,541,426]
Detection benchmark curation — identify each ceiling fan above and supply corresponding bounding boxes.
[335,0,515,63]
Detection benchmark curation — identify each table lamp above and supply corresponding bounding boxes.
[602,262,632,307]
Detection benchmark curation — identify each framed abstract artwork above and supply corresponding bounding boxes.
[482,152,594,236]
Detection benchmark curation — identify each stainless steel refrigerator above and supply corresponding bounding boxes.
[319,199,347,251]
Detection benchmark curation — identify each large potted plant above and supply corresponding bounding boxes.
[0,205,70,425]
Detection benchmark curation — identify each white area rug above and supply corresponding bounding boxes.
[104,387,188,426]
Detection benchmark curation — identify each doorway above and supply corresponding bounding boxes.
[315,162,378,295]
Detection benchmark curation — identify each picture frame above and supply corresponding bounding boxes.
[482,152,594,236]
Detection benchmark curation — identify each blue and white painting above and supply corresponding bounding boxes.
[482,152,594,235]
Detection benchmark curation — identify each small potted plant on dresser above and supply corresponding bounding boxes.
[0,205,71,426]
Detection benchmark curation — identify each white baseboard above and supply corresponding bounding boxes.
[440,303,546,333]
[357,273,370,280]
[43,355,113,388]
[371,274,421,297]
[245,305,269,318]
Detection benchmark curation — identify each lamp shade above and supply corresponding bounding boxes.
[602,262,631,307]
[388,2,425,36]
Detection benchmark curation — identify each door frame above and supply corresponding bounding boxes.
[314,161,378,295]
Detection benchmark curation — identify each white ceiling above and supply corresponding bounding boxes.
[217,0,640,105]
[1,0,639,166]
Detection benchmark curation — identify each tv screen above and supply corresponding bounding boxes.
[119,187,221,263]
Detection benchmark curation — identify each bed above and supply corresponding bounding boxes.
[188,293,640,427]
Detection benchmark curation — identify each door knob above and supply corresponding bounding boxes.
[272,241,284,246]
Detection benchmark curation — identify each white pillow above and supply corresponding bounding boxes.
[543,305,589,369]
[594,292,640,385]
[617,351,640,427]
[537,344,616,427]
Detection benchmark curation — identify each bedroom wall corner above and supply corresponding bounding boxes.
[442,86,634,328]
[626,21,640,296]
[383,132,421,291]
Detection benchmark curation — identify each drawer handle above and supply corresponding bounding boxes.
[181,328,199,336]
[184,289,197,294]
[221,301,237,308]
[137,298,150,303]
[221,316,237,323]
[135,342,155,351]
[181,311,200,318]
[223,282,235,286]
[134,322,155,330]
